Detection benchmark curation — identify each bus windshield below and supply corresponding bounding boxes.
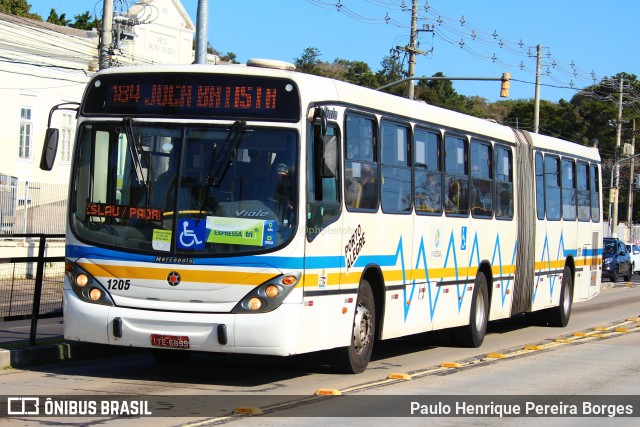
[71,122,298,255]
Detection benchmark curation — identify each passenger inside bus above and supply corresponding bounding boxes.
[425,172,442,211]
[446,180,461,213]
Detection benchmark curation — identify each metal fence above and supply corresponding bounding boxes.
[0,175,67,235]
[0,234,65,344]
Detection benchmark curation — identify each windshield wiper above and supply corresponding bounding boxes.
[197,120,247,221]
[124,118,148,189]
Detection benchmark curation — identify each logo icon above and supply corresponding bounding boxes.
[167,271,181,286]
[177,219,205,250]
[7,397,40,415]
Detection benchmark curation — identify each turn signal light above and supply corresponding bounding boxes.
[281,275,297,286]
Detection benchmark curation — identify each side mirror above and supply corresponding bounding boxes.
[313,106,328,136]
[40,128,59,171]
[320,134,337,178]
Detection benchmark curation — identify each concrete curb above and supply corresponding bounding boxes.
[1,341,141,369]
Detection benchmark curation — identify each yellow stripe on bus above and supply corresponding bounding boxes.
[78,262,276,285]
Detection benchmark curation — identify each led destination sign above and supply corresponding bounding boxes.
[83,72,300,120]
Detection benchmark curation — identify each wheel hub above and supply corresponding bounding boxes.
[353,303,371,355]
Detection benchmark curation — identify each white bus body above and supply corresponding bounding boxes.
[43,61,602,373]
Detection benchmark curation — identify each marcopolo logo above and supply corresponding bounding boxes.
[167,271,181,286]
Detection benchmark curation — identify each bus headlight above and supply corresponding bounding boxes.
[76,274,89,287]
[248,297,263,310]
[65,260,115,306]
[89,288,103,301]
[231,272,300,313]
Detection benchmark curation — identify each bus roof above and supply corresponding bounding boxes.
[90,62,600,163]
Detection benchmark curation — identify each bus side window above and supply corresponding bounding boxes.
[470,139,493,218]
[577,161,590,221]
[380,121,411,214]
[561,158,577,220]
[545,155,561,220]
[590,164,600,222]
[495,145,513,219]
[414,128,442,215]
[307,125,340,240]
[535,152,545,220]
[444,134,468,216]
[345,114,378,211]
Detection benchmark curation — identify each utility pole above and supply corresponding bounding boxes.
[628,118,636,239]
[611,77,624,237]
[533,44,541,133]
[396,0,426,100]
[195,0,209,64]
[99,0,113,70]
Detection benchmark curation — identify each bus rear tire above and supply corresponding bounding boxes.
[150,348,193,364]
[547,265,572,327]
[456,273,489,348]
[333,279,376,374]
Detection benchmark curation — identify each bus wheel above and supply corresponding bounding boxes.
[547,265,573,327]
[456,273,489,348]
[150,349,193,364]
[334,279,376,374]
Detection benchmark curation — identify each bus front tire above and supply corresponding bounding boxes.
[456,273,489,348]
[333,279,376,374]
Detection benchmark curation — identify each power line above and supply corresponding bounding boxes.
[305,0,630,101]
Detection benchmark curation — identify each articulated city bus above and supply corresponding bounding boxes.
[41,59,602,373]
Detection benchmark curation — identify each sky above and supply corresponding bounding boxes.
[30,0,639,103]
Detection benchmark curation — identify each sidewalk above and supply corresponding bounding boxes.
[0,317,136,369]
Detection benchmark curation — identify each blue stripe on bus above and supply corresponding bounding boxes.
[67,245,307,269]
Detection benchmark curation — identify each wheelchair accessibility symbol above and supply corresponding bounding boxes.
[177,219,205,250]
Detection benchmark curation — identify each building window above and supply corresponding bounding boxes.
[61,112,74,163]
[19,107,33,159]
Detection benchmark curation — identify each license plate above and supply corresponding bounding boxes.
[150,334,190,349]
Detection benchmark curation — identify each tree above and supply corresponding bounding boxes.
[46,8,70,26]
[332,59,379,88]
[218,52,238,64]
[294,47,322,75]
[376,54,406,97]
[69,11,101,30]
[0,0,41,20]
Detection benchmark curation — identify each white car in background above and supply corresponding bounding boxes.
[625,242,640,274]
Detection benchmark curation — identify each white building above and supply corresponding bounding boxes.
[0,0,205,235]
[0,0,197,186]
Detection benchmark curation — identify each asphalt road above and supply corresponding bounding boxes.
[1,281,639,426]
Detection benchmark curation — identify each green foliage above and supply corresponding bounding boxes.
[69,11,101,30]
[46,8,70,26]
[0,0,41,20]
[294,47,322,74]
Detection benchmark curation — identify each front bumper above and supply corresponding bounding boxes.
[63,288,302,356]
